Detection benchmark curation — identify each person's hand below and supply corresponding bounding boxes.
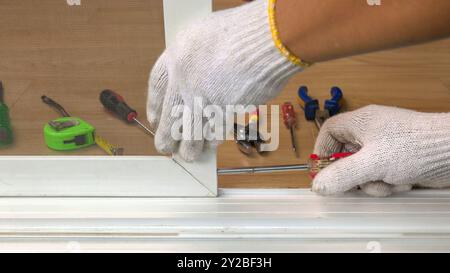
[147,0,304,162]
[312,105,450,197]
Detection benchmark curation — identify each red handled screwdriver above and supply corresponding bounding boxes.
[100,90,155,136]
[282,102,299,158]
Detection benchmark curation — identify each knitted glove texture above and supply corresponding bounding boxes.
[147,0,302,162]
[312,105,450,197]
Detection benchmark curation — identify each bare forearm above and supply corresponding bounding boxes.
[276,0,450,63]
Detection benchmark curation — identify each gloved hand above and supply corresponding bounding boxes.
[147,0,304,162]
[312,105,450,197]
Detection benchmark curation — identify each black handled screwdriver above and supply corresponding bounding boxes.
[100,90,155,136]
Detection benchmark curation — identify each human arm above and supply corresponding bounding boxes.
[276,0,450,62]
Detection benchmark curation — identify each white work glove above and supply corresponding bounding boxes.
[147,0,303,162]
[312,105,450,197]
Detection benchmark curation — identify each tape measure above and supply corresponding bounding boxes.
[42,95,124,155]
[95,134,124,156]
[44,117,96,151]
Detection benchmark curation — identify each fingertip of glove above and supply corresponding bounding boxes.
[360,182,393,198]
[155,135,178,155]
[311,172,338,196]
[147,115,159,131]
[392,184,413,193]
[178,140,204,163]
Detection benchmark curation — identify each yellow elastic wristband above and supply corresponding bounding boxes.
[268,0,312,68]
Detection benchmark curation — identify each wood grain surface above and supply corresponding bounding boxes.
[0,0,449,189]
[0,0,165,156]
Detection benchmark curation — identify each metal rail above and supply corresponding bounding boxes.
[217,164,310,175]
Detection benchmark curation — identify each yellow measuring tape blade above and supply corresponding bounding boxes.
[95,134,124,156]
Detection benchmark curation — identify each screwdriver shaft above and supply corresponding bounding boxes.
[314,118,322,130]
[290,128,299,157]
[133,118,155,136]
[217,164,310,175]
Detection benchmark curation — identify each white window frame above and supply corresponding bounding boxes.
[2,189,450,253]
[0,0,217,198]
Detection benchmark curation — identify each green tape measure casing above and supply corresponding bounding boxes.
[44,117,95,151]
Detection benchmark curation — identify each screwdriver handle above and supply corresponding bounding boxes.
[282,102,296,128]
[100,90,137,123]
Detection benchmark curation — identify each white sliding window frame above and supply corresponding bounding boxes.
[0,0,217,198]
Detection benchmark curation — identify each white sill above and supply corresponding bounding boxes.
[0,154,218,197]
[0,188,449,252]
